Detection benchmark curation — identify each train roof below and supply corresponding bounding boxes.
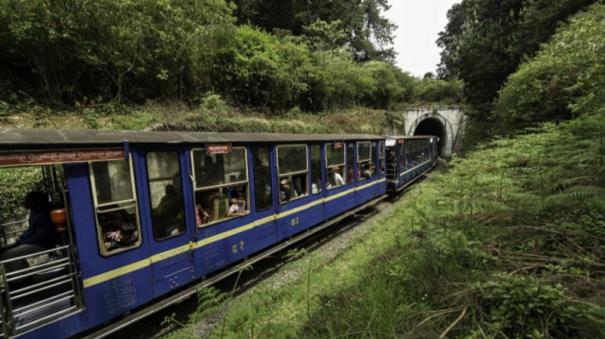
[0,128,383,149]
[385,135,435,140]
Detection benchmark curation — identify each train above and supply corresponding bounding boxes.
[0,129,438,338]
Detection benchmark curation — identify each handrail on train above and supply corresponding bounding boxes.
[0,244,82,336]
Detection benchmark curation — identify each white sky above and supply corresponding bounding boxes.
[384,0,461,77]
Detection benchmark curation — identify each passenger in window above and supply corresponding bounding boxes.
[103,211,138,251]
[1,191,59,264]
[210,189,229,220]
[227,190,246,217]
[196,202,210,226]
[292,175,305,196]
[361,163,373,178]
[280,178,298,202]
[155,185,180,219]
[347,168,355,184]
[328,167,345,188]
[227,180,245,200]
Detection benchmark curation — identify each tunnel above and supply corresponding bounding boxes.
[413,117,446,155]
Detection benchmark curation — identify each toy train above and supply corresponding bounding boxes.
[0,129,438,338]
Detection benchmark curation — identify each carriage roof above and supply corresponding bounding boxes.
[0,129,383,149]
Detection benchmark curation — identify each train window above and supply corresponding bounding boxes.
[192,147,249,227]
[146,152,185,241]
[90,157,142,255]
[399,143,405,170]
[357,141,373,180]
[252,146,273,212]
[372,141,379,175]
[311,145,322,194]
[277,145,308,203]
[378,141,385,174]
[326,142,345,189]
[346,143,355,183]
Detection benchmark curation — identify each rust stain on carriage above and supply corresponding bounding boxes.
[0,148,125,166]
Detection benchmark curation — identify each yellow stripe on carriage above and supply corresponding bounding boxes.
[83,178,385,288]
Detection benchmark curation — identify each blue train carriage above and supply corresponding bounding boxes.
[0,129,387,338]
[385,135,439,192]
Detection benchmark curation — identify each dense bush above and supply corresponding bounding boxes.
[0,0,236,104]
[211,26,310,112]
[414,78,464,103]
[494,3,605,129]
[0,167,42,223]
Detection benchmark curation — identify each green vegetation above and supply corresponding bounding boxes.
[230,0,396,62]
[495,3,605,130]
[0,168,42,223]
[438,0,599,124]
[166,112,605,339]
[0,0,462,115]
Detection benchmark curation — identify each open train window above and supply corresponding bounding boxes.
[191,147,249,227]
[252,146,273,212]
[357,141,374,181]
[146,152,185,241]
[90,157,142,256]
[311,145,322,194]
[277,144,308,203]
[326,142,345,189]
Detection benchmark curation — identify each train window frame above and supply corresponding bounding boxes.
[346,143,355,183]
[145,151,186,242]
[191,146,250,228]
[325,142,346,190]
[252,145,273,212]
[89,155,143,257]
[399,142,405,170]
[310,144,322,195]
[276,144,309,203]
[357,141,373,181]
[379,141,385,174]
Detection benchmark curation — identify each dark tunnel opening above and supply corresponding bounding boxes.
[413,118,446,155]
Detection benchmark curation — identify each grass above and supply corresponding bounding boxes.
[165,113,605,338]
[0,101,399,135]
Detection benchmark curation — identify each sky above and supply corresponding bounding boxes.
[384,0,461,77]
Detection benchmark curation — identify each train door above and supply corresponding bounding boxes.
[137,147,195,297]
[250,145,277,252]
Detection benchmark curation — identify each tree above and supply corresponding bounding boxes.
[229,0,396,61]
[437,0,599,118]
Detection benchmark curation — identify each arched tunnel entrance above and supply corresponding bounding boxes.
[413,118,446,155]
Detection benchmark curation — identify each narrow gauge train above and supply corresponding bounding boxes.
[0,129,438,338]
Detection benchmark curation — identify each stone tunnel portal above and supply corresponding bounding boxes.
[413,118,446,155]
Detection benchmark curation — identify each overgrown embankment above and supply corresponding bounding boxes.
[165,113,605,338]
